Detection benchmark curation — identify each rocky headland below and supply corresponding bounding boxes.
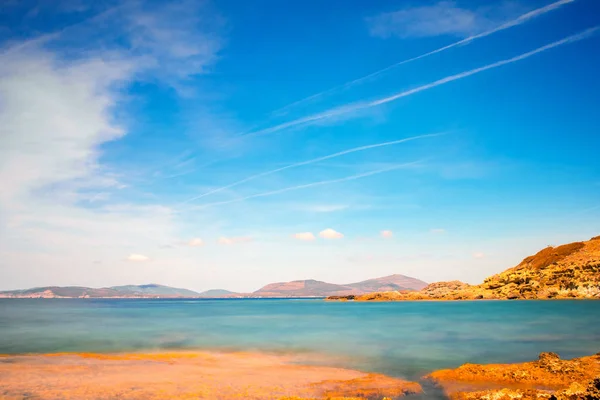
[329,236,600,301]
[428,351,600,399]
[2,350,599,399]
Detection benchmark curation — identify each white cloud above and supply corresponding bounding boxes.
[430,228,446,234]
[218,236,252,245]
[188,238,204,247]
[367,1,496,39]
[381,230,393,239]
[0,47,180,289]
[293,232,316,241]
[126,0,224,81]
[0,2,228,290]
[319,228,344,239]
[127,254,150,262]
[0,50,133,205]
[472,252,485,259]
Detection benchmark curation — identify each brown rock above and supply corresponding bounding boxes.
[338,236,600,301]
[427,352,600,400]
[552,377,600,399]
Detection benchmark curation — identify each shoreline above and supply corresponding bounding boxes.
[326,297,600,301]
[1,349,599,399]
[2,296,599,301]
[0,350,421,399]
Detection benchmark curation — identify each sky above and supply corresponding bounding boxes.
[0,0,599,292]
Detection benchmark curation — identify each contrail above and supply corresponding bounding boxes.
[268,0,576,116]
[176,132,443,206]
[244,26,599,138]
[185,160,423,210]
[0,4,126,57]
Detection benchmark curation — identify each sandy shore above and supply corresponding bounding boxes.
[0,351,421,399]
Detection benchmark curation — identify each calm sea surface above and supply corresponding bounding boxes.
[1,299,599,380]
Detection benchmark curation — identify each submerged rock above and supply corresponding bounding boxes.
[0,351,422,399]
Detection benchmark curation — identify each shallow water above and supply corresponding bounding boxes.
[1,299,599,381]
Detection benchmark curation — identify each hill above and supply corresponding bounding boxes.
[197,289,239,297]
[0,284,201,298]
[0,274,428,299]
[338,236,600,301]
[109,284,200,297]
[253,274,427,297]
[253,279,355,297]
[345,274,427,292]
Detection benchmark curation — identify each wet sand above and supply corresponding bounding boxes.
[0,351,421,399]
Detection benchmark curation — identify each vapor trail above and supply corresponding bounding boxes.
[176,132,443,206]
[1,4,126,57]
[186,161,422,210]
[268,0,576,116]
[244,26,599,138]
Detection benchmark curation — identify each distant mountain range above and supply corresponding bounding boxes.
[251,274,427,297]
[0,274,427,299]
[197,289,237,297]
[0,284,200,299]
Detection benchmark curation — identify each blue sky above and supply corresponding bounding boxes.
[0,0,599,292]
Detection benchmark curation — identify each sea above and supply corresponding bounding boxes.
[1,299,599,385]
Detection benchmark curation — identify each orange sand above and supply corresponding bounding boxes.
[0,351,421,399]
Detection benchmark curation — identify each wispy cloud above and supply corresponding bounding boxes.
[367,1,496,39]
[0,2,225,289]
[218,236,253,245]
[268,0,574,117]
[186,160,423,210]
[293,232,316,241]
[5,0,224,85]
[243,26,598,138]
[0,49,133,205]
[319,228,344,239]
[430,228,446,234]
[472,252,486,259]
[177,133,443,206]
[126,0,224,82]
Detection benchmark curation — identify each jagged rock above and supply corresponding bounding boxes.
[552,377,600,399]
[329,236,600,301]
[427,352,600,400]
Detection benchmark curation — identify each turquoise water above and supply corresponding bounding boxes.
[1,299,599,381]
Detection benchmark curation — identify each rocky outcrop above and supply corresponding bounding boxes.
[331,236,600,301]
[477,239,600,300]
[427,352,600,400]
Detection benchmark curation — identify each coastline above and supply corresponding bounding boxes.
[326,296,600,302]
[1,349,599,399]
[0,350,421,399]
